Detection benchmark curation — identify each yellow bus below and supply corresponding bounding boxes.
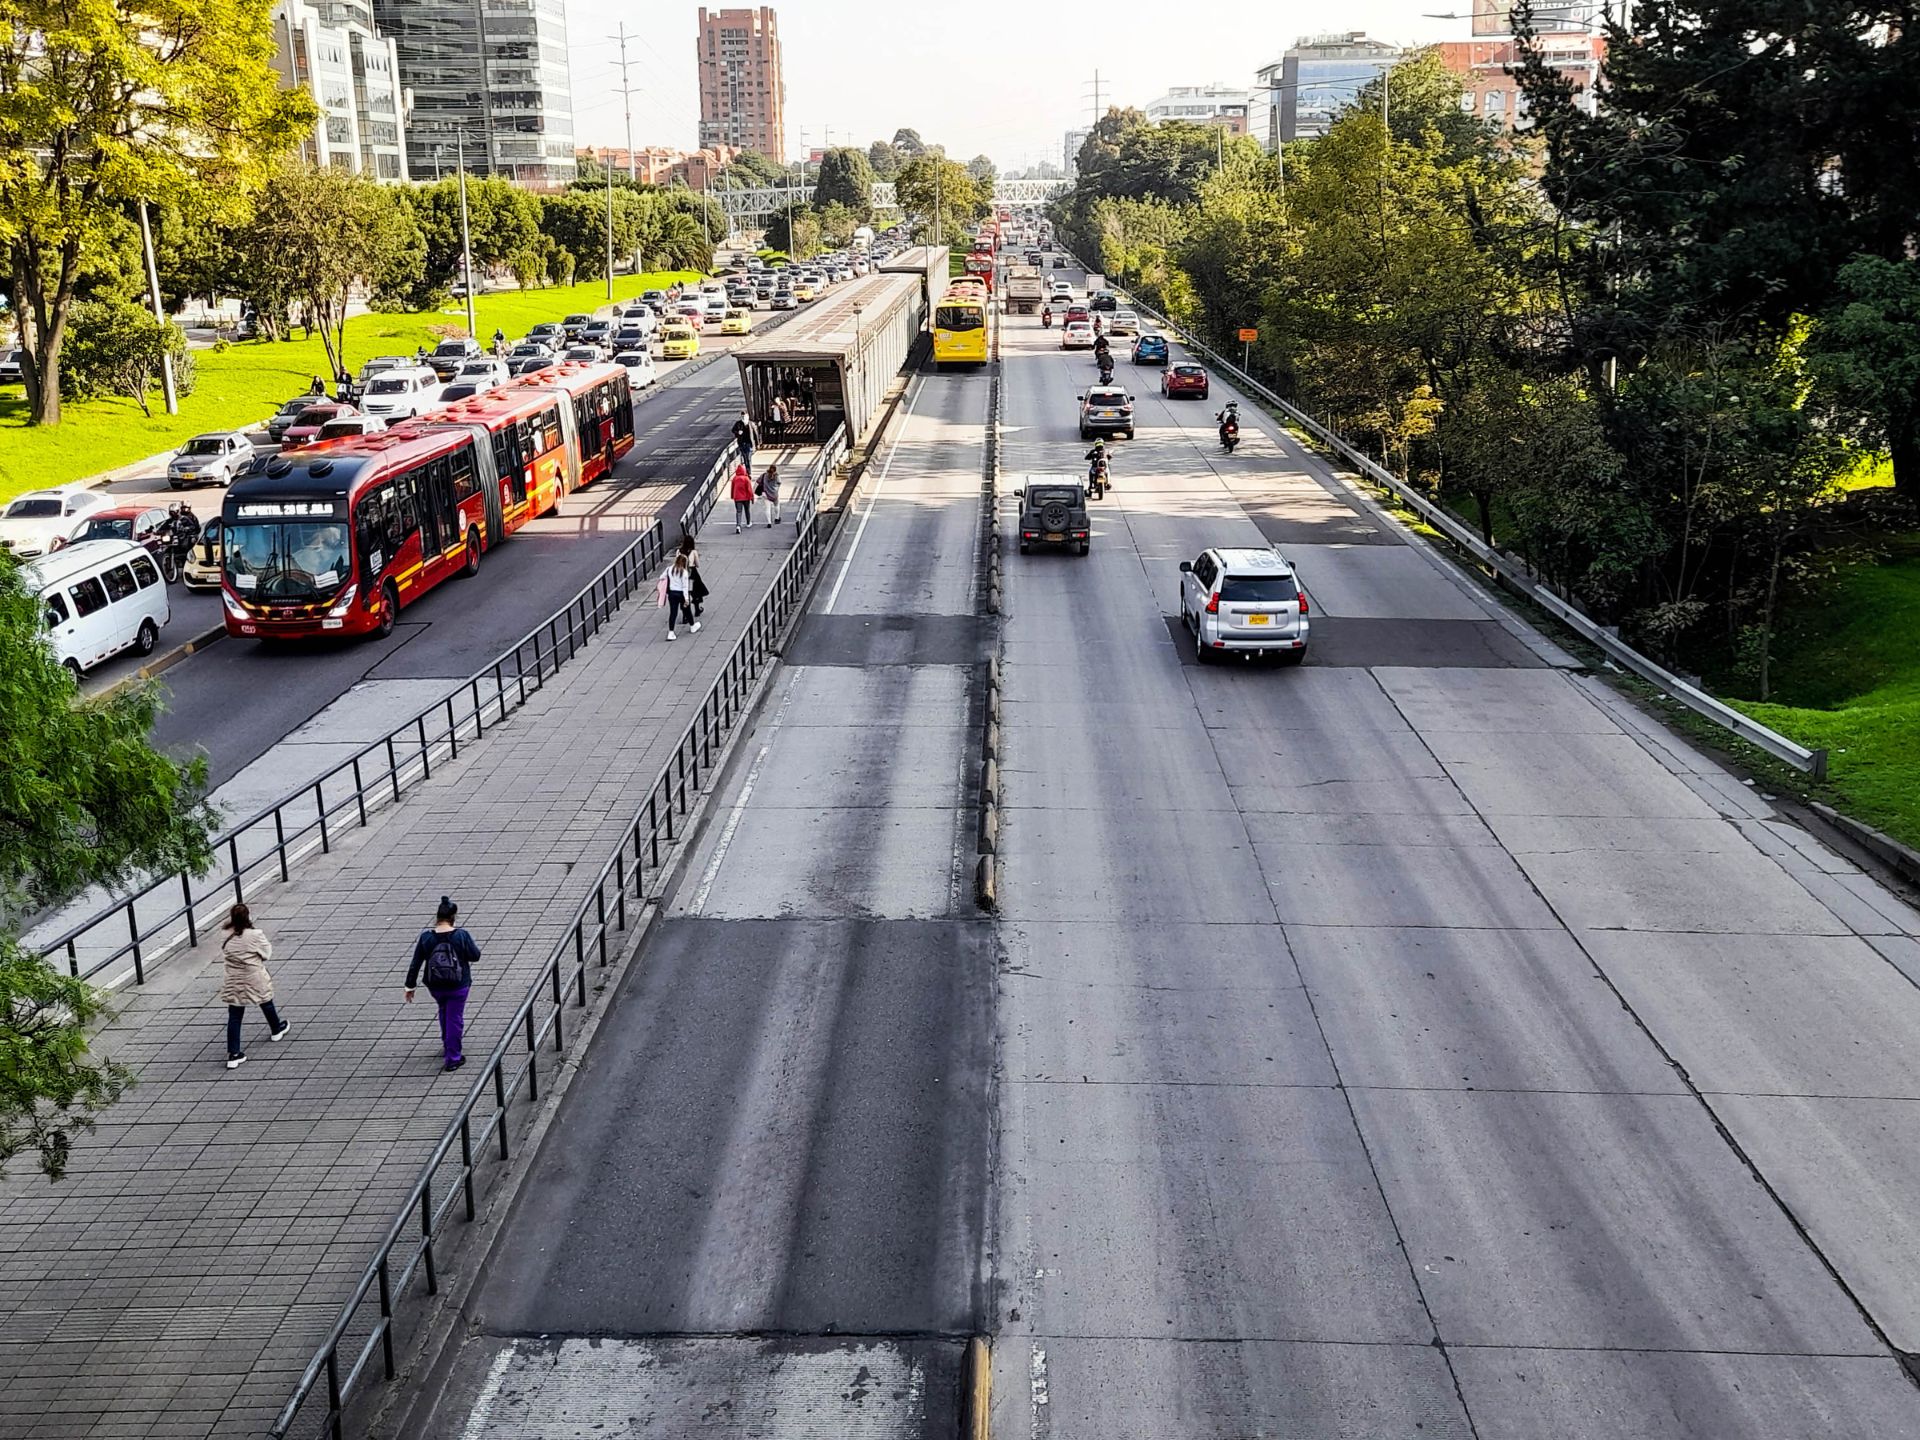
[933,294,990,368]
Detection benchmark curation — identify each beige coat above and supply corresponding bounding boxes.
[219,927,275,1006]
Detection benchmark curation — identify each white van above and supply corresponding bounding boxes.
[358,365,443,421]
[28,539,171,676]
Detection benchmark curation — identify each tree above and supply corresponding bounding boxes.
[895,154,988,243]
[0,0,315,424]
[867,140,902,180]
[813,147,876,218]
[765,205,822,259]
[967,154,997,186]
[399,177,544,307]
[1809,257,1920,494]
[891,128,926,157]
[59,300,192,415]
[720,150,789,188]
[815,200,858,247]
[0,556,216,1180]
[228,164,423,376]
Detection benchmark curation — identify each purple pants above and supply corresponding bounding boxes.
[432,985,469,1064]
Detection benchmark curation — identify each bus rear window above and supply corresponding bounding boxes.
[936,306,984,332]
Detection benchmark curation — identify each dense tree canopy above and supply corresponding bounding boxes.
[813,148,876,219]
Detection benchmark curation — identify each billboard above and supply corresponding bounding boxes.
[1473,0,1595,34]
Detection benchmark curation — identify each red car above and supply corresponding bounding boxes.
[1162,362,1211,400]
[70,504,172,562]
[282,402,357,447]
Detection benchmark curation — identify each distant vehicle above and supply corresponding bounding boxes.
[1088,290,1118,313]
[660,323,699,360]
[1179,546,1309,666]
[1061,319,1095,350]
[561,344,605,364]
[1162,362,1210,399]
[358,366,443,421]
[508,342,555,362]
[167,430,256,490]
[282,402,357,447]
[507,356,554,377]
[581,319,616,348]
[721,307,753,336]
[934,294,990,368]
[1078,385,1135,440]
[1108,309,1140,336]
[1003,264,1045,315]
[1015,477,1091,556]
[560,313,594,342]
[28,539,170,676]
[613,349,657,388]
[0,347,25,384]
[426,338,483,380]
[354,355,413,394]
[672,302,706,330]
[703,292,729,321]
[266,395,322,442]
[453,358,511,387]
[769,290,798,310]
[71,504,171,564]
[528,322,567,347]
[436,380,496,403]
[1131,333,1169,365]
[639,290,669,314]
[314,415,388,441]
[181,520,224,591]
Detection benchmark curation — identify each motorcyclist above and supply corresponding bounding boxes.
[1041,303,1053,329]
[1216,400,1241,452]
[160,503,201,580]
[1083,439,1111,491]
[1092,333,1111,360]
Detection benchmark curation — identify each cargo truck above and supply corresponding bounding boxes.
[1004,264,1045,315]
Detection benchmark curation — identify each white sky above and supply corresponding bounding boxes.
[564,1,1469,166]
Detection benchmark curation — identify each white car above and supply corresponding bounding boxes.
[0,486,112,561]
[359,365,443,420]
[613,350,657,388]
[1109,309,1142,336]
[314,415,389,441]
[0,347,23,384]
[1061,320,1095,350]
[562,344,606,364]
[452,358,510,388]
[702,292,729,322]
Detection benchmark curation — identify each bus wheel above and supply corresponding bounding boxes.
[374,581,399,639]
[462,527,482,577]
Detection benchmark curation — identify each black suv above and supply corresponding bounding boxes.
[1016,479,1092,556]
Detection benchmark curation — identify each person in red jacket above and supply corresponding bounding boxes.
[730,461,755,532]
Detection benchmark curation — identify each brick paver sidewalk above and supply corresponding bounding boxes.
[0,494,817,1440]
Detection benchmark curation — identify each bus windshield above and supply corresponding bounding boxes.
[936,305,985,332]
[224,520,352,602]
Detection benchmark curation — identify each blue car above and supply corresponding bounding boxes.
[1132,333,1170,365]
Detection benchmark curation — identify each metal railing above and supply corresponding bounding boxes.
[35,522,669,989]
[1107,282,1831,781]
[684,432,849,542]
[270,503,835,1440]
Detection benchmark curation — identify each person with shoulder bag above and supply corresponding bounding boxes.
[759,463,782,526]
[219,903,288,1070]
[404,896,482,1071]
[662,541,700,641]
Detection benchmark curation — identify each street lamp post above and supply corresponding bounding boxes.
[136,200,178,416]
[452,128,478,339]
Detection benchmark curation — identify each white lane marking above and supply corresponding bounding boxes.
[1030,1344,1050,1438]
[460,1341,518,1440]
[687,686,794,915]
[821,370,926,614]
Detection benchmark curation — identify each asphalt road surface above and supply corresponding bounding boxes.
[407,283,1920,1439]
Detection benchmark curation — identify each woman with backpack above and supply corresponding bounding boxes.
[404,896,482,1072]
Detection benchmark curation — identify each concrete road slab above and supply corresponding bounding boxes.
[1582,930,1920,1098]
[682,804,965,920]
[999,805,1276,924]
[1001,1080,1432,1343]
[992,1336,1473,1440]
[1246,809,1502,848]
[1231,774,1479,816]
[1452,1348,1920,1440]
[1286,542,1489,620]
[1520,844,1849,935]
[471,918,991,1337]
[1712,1093,1920,1349]
[785,613,989,667]
[999,716,1235,812]
[775,665,972,727]
[1376,666,1620,734]
[1486,813,1750,855]
[1302,617,1544,669]
[824,495,980,614]
[1000,661,1197,730]
[1245,496,1399,549]
[1349,1088,1883,1353]
[1256,834,1560,930]
[742,721,972,811]
[1433,730,1726,819]
[1288,926,1685,1094]
[1206,719,1446,782]
[426,1335,961,1440]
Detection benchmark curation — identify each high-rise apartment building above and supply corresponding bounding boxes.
[1142,85,1253,135]
[696,7,786,159]
[373,0,577,190]
[1257,33,1404,148]
[270,0,409,180]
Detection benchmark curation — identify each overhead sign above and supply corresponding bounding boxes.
[1238,327,1259,342]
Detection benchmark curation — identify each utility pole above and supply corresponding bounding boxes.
[1088,68,1104,124]
[605,157,616,299]
[137,200,177,416]
[455,128,476,339]
[609,24,639,183]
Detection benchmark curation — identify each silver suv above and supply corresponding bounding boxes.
[1178,546,1309,665]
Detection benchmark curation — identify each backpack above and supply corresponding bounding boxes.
[424,934,463,988]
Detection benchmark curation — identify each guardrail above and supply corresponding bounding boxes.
[1104,280,1830,781]
[270,503,835,1440]
[35,521,669,990]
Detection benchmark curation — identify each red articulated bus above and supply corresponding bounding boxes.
[220,428,496,640]
[500,361,635,491]
[400,385,575,540]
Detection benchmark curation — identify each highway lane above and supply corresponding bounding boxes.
[415,362,995,1438]
[986,295,1920,1436]
[134,369,731,788]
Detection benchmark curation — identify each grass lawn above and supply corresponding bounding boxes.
[0,269,702,500]
[1733,530,1920,850]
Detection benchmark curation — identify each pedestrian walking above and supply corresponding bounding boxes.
[404,896,482,1072]
[770,393,789,438]
[759,462,782,526]
[678,532,709,618]
[219,903,287,1070]
[730,461,755,532]
[662,541,700,640]
[732,409,758,472]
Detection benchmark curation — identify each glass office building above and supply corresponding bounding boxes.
[271,0,409,180]
[1257,33,1404,147]
[374,0,577,190]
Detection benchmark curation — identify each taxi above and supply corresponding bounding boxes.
[792,280,818,302]
[721,307,754,336]
[660,323,700,360]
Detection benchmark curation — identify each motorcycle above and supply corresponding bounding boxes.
[1097,361,1115,386]
[1219,419,1240,454]
[158,508,201,584]
[1041,309,1053,329]
[1087,458,1109,500]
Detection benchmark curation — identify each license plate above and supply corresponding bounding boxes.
[1246,614,1271,626]
[1044,532,1064,542]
